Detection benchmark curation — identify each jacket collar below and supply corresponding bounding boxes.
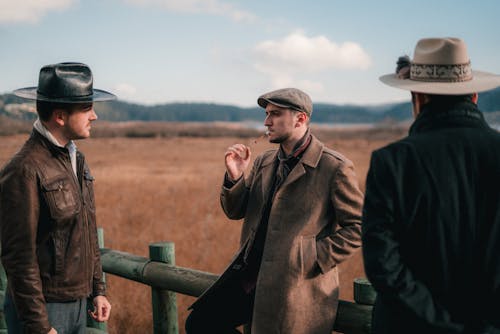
[260,133,324,169]
[299,134,324,168]
[409,100,489,135]
[31,128,70,159]
[259,134,324,199]
[33,119,77,150]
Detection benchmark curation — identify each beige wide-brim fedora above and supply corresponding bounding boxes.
[380,37,500,95]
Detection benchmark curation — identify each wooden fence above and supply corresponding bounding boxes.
[95,244,375,334]
[0,229,376,333]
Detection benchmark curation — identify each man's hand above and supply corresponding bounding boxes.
[224,144,251,181]
[48,328,57,334]
[88,295,111,322]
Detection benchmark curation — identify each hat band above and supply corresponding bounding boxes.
[36,90,93,99]
[410,61,472,82]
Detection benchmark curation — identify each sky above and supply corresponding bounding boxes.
[1,0,500,107]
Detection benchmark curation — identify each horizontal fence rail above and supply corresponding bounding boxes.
[100,247,373,334]
[100,248,218,297]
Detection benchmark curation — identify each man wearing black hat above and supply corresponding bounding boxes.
[362,37,500,333]
[186,88,364,334]
[0,62,116,334]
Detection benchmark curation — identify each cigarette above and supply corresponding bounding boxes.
[253,131,270,144]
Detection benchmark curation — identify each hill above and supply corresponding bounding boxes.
[1,88,499,123]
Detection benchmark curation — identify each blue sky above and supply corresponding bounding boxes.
[1,0,499,107]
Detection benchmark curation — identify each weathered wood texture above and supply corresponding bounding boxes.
[86,228,108,333]
[149,242,179,334]
[100,248,374,334]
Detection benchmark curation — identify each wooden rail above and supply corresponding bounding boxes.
[0,230,375,334]
[99,246,374,334]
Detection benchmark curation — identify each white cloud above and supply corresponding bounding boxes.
[253,31,372,95]
[114,83,138,100]
[0,0,75,24]
[124,0,255,22]
[254,31,372,74]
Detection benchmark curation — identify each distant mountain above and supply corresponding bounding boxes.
[1,88,499,123]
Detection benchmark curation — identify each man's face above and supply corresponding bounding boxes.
[263,104,302,144]
[61,103,97,140]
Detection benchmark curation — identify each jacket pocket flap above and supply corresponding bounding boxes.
[42,180,64,192]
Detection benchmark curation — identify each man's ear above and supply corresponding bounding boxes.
[53,109,67,127]
[295,112,308,127]
[472,93,478,104]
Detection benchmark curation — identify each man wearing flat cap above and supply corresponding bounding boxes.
[186,88,364,333]
[362,37,500,334]
[0,62,115,334]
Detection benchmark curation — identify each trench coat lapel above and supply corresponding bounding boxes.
[281,162,306,188]
[277,135,324,190]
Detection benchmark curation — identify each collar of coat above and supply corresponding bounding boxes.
[409,100,489,135]
[31,128,83,161]
[259,133,324,169]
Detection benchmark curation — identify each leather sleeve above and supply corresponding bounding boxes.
[0,164,51,333]
[90,205,106,297]
[91,229,106,297]
[84,167,106,298]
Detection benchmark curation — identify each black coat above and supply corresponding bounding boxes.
[362,101,500,334]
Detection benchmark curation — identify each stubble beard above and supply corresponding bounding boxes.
[269,135,286,144]
[66,125,91,141]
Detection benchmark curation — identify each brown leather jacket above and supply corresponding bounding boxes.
[0,129,106,333]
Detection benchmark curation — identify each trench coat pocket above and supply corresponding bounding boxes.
[301,235,320,279]
[41,177,80,220]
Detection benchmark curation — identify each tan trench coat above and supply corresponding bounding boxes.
[192,135,363,334]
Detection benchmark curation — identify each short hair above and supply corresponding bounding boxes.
[36,101,92,121]
[36,101,70,121]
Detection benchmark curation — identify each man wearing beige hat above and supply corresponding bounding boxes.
[0,62,115,333]
[362,37,500,334]
[186,88,364,333]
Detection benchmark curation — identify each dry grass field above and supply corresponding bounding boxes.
[0,122,406,333]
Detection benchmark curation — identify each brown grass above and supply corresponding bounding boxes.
[0,122,406,333]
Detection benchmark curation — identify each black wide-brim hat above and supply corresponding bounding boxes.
[13,62,116,103]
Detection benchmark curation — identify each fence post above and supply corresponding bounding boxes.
[353,277,376,306]
[149,242,178,334]
[86,227,108,333]
[353,277,376,334]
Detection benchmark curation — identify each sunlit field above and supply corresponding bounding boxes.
[0,122,406,333]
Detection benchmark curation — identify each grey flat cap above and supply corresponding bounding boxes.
[257,88,312,116]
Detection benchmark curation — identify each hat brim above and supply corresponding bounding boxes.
[379,70,500,95]
[258,97,290,109]
[12,87,116,103]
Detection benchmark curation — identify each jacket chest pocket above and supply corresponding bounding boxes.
[42,178,80,220]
